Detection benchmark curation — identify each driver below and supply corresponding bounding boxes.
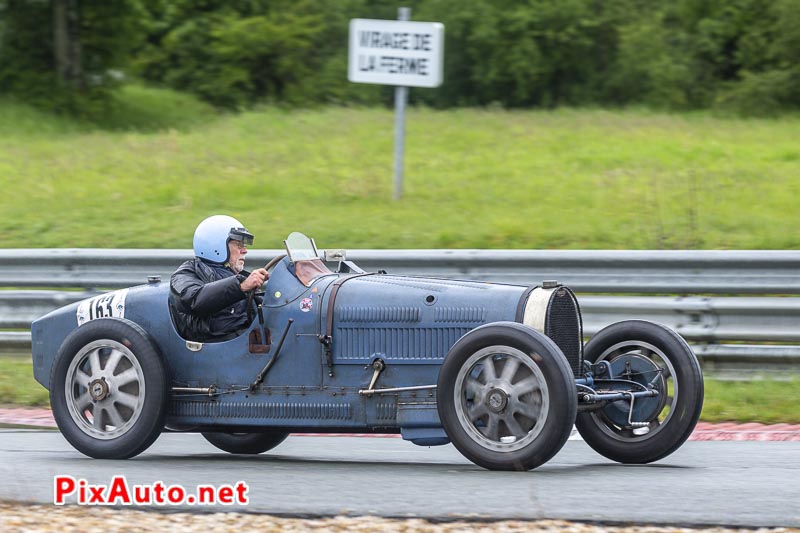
[170,215,269,341]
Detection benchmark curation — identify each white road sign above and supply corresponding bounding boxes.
[348,18,444,88]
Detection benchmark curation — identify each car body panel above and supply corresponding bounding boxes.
[31,256,528,437]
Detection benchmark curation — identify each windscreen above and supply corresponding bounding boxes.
[284,232,319,262]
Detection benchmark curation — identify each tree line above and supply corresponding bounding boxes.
[1,0,798,115]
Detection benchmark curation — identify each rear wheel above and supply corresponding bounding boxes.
[437,322,576,471]
[50,318,168,459]
[575,320,704,464]
[202,431,289,454]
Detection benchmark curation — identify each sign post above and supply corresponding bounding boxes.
[393,7,410,201]
[348,9,444,200]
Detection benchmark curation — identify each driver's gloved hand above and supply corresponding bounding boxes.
[240,268,269,292]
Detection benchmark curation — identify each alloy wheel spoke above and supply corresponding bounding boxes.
[464,377,485,401]
[106,405,125,428]
[468,403,488,423]
[114,368,139,387]
[92,408,106,430]
[513,399,542,421]
[513,375,541,396]
[88,349,101,377]
[480,358,497,382]
[104,349,124,375]
[500,357,521,384]
[483,416,500,441]
[504,415,527,439]
[75,369,92,390]
[75,392,93,412]
[115,391,139,410]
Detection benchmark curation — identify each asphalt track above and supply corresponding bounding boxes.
[0,430,798,528]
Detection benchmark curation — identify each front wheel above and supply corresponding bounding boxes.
[575,320,704,464]
[201,431,289,454]
[437,322,577,471]
[49,318,168,459]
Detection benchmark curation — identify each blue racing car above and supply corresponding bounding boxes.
[31,232,704,470]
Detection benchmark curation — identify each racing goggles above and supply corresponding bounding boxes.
[228,227,254,247]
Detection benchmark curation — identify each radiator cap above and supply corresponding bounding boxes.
[542,280,560,289]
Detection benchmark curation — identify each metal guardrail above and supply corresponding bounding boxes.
[5,291,799,344]
[0,291,96,329]
[694,345,800,379]
[2,248,800,294]
[580,296,800,342]
[1,249,798,376]
[0,332,32,351]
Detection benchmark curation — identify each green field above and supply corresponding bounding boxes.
[1,356,49,407]
[2,355,797,423]
[1,86,799,250]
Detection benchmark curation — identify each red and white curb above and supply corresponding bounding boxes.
[2,408,798,442]
[690,422,800,442]
[0,408,56,428]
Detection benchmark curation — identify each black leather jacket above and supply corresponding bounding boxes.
[169,258,250,342]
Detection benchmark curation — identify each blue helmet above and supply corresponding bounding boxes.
[193,215,254,264]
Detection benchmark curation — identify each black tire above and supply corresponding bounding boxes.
[437,321,577,471]
[201,431,289,454]
[575,320,704,464]
[49,318,168,459]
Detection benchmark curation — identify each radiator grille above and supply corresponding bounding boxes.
[544,288,583,377]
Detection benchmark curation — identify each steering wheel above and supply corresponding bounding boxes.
[246,254,287,323]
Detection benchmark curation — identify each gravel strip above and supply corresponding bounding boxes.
[0,504,796,533]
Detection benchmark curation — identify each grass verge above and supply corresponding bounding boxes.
[0,356,49,407]
[1,90,800,250]
[702,378,800,424]
[2,355,798,424]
